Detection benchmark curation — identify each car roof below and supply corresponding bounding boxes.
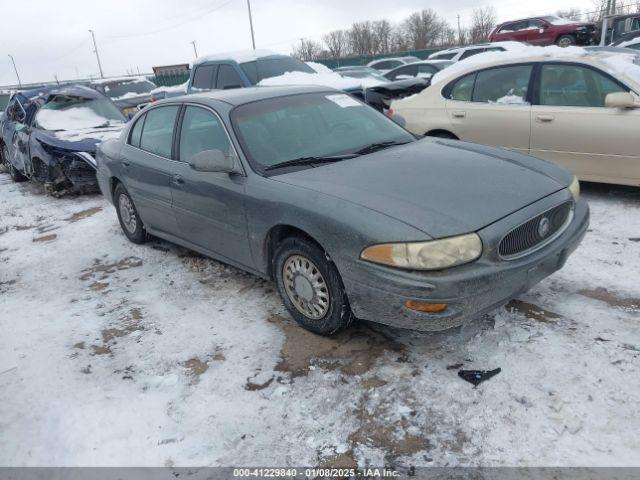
[430,49,640,88]
[194,49,284,66]
[177,85,339,106]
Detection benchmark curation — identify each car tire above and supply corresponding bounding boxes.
[274,236,355,336]
[556,35,576,47]
[114,183,148,244]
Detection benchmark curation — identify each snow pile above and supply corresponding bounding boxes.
[52,126,123,143]
[617,38,640,48]
[306,61,333,74]
[258,71,363,90]
[151,81,188,97]
[37,107,122,132]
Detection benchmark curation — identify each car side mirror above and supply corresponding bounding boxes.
[189,149,239,173]
[605,91,638,108]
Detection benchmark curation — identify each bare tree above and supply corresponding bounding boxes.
[401,9,450,49]
[372,20,394,54]
[556,8,583,21]
[349,21,376,55]
[469,6,497,44]
[323,30,349,58]
[291,38,323,61]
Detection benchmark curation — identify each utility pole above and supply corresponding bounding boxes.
[8,54,21,88]
[190,40,198,58]
[89,29,104,78]
[54,74,60,85]
[457,14,462,45]
[247,0,256,50]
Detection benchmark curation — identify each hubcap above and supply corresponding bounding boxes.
[118,193,137,234]
[559,37,572,47]
[283,254,330,320]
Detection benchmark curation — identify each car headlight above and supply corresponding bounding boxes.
[569,176,580,201]
[360,233,483,271]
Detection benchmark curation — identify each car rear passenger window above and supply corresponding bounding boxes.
[129,114,145,147]
[140,105,179,158]
[539,64,627,107]
[417,65,437,78]
[389,65,417,80]
[192,65,216,90]
[216,65,243,90]
[449,73,476,101]
[459,48,484,60]
[179,106,231,163]
[472,65,533,104]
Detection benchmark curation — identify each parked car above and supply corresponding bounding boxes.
[90,76,157,117]
[603,13,640,45]
[612,31,640,50]
[489,16,598,47]
[96,85,588,335]
[428,42,523,61]
[336,68,389,84]
[367,56,421,73]
[0,85,125,195]
[384,60,454,81]
[392,49,640,187]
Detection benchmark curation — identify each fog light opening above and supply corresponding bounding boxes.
[404,300,448,313]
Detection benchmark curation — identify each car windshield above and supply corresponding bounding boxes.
[35,94,126,131]
[231,92,414,172]
[101,80,156,99]
[542,15,576,25]
[240,57,315,84]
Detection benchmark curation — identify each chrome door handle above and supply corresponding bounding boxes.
[452,111,466,118]
[536,114,555,123]
[172,174,185,185]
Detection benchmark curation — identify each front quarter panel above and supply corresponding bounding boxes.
[96,138,124,202]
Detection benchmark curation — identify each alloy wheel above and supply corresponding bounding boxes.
[118,193,138,234]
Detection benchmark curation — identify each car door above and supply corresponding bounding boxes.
[169,104,252,267]
[444,64,534,153]
[525,19,550,45]
[121,105,181,235]
[530,62,640,184]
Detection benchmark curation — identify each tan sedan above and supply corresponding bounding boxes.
[393,50,640,186]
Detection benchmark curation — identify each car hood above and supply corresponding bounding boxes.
[112,93,153,108]
[35,125,124,152]
[273,138,570,238]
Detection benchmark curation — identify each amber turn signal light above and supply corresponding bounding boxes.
[404,300,448,313]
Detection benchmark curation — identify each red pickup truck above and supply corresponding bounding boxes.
[489,15,598,47]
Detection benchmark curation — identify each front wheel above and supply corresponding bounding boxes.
[274,237,355,336]
[114,183,148,244]
[556,35,575,47]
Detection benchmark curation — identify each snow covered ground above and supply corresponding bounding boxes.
[0,173,639,468]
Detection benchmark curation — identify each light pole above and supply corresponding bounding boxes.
[247,0,256,50]
[190,40,198,58]
[89,29,104,78]
[8,54,21,88]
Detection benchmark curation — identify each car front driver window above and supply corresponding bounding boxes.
[179,106,231,162]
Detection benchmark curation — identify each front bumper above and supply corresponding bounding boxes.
[340,193,589,331]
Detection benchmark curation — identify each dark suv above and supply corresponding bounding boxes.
[489,15,598,47]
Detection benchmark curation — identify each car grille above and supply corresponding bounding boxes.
[499,201,574,259]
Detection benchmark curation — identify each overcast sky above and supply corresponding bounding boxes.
[1,0,590,86]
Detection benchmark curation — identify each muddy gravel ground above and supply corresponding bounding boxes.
[0,173,639,468]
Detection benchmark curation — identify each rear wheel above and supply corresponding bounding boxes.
[556,35,575,47]
[114,183,147,244]
[274,237,355,335]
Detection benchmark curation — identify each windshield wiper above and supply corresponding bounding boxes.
[264,154,358,171]
[354,140,412,155]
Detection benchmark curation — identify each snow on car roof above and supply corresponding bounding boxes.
[257,71,371,90]
[90,76,150,85]
[194,49,282,66]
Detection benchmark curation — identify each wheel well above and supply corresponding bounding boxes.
[556,33,575,41]
[264,225,324,279]
[31,157,48,182]
[109,177,122,201]
[425,129,459,140]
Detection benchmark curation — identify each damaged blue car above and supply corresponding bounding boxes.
[0,85,125,196]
